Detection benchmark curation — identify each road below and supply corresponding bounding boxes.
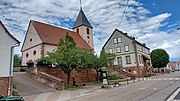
[13,72,57,96]
[70,71,180,101]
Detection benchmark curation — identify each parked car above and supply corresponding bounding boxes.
[0,95,24,101]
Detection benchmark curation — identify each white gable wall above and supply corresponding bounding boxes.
[0,24,17,77]
[103,30,136,67]
[21,22,42,65]
[22,22,42,51]
[44,44,57,57]
[22,44,42,66]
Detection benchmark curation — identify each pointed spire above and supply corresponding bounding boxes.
[73,1,93,29]
[80,0,82,9]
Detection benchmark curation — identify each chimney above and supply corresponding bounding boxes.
[143,43,146,46]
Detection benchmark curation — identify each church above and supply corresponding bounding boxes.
[21,8,94,66]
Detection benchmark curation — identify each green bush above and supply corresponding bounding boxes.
[108,73,119,80]
[12,83,20,96]
[36,57,52,67]
[144,74,150,77]
[12,88,20,96]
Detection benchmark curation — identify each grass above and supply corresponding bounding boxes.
[12,83,20,96]
[64,81,101,91]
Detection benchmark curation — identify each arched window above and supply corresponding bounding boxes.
[30,38,32,42]
[87,36,90,39]
[77,28,79,33]
[87,28,89,34]
[26,53,29,58]
[33,51,36,55]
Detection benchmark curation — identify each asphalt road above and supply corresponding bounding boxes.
[13,72,57,96]
[70,71,180,101]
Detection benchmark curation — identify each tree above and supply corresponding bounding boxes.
[48,33,86,86]
[36,57,52,67]
[150,49,169,72]
[84,51,115,81]
[13,54,22,67]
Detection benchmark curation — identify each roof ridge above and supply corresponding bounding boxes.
[0,20,20,43]
[29,20,92,50]
[32,20,76,33]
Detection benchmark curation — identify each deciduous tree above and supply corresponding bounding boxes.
[150,49,169,72]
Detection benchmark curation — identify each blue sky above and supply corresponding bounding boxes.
[0,0,179,61]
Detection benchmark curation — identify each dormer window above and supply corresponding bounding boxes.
[87,28,89,34]
[77,28,79,33]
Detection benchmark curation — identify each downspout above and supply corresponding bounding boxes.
[7,43,20,96]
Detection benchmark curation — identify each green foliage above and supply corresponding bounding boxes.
[150,49,169,69]
[83,50,115,81]
[108,73,119,80]
[12,83,20,96]
[36,57,52,67]
[13,54,22,67]
[47,33,87,86]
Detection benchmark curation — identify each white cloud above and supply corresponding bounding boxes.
[0,0,179,61]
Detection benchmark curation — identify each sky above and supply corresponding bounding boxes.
[0,0,179,61]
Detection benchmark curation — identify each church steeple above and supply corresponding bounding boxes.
[72,0,94,49]
[72,8,93,29]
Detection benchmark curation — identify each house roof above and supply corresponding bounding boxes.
[31,20,92,50]
[167,62,176,68]
[102,29,150,50]
[72,9,93,29]
[0,20,20,43]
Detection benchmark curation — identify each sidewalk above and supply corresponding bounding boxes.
[24,76,157,101]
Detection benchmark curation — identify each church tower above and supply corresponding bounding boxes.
[72,7,94,49]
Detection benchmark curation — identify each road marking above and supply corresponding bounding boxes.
[167,87,180,101]
[150,78,180,81]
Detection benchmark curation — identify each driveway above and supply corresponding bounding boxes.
[13,72,57,96]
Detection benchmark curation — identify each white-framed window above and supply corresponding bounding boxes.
[118,37,122,43]
[113,38,117,44]
[109,48,113,53]
[124,45,129,52]
[117,57,122,65]
[116,47,121,53]
[126,55,131,64]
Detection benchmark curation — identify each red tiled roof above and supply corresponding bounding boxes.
[32,20,92,50]
[0,20,20,43]
[167,62,176,68]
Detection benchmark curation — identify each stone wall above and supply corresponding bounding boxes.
[26,69,64,90]
[125,66,153,76]
[37,67,96,86]
[0,77,11,96]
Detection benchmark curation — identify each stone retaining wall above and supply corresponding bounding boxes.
[37,67,96,86]
[26,69,64,90]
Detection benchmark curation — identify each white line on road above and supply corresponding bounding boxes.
[167,87,180,101]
